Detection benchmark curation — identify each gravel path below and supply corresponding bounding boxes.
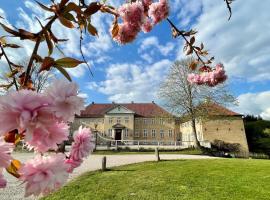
[1,153,217,200]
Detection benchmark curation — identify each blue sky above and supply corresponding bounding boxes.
[0,0,270,119]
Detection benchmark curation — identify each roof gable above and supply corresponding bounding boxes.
[106,105,135,114]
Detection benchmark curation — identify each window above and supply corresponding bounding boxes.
[160,129,164,138]
[143,129,148,138]
[160,118,164,125]
[144,118,148,124]
[124,129,128,137]
[168,130,173,137]
[108,129,112,137]
[117,117,121,123]
[135,130,139,137]
[151,129,156,138]
[109,118,113,124]
[125,117,129,124]
[151,118,155,124]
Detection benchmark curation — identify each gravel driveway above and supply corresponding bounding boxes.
[1,152,216,200]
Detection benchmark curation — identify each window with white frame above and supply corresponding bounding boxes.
[135,130,139,137]
[117,117,121,123]
[124,129,128,137]
[160,129,164,138]
[151,129,156,138]
[108,129,112,137]
[125,117,129,124]
[168,129,173,137]
[144,118,148,124]
[151,118,155,124]
[109,118,113,124]
[143,129,148,138]
[160,118,163,125]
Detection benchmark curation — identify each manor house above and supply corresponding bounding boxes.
[70,101,249,152]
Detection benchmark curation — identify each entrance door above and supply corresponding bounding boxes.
[115,129,122,140]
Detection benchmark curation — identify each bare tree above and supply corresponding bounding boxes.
[159,58,236,147]
[29,62,56,93]
[0,61,55,94]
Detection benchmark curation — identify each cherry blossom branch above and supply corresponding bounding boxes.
[224,0,234,20]
[23,15,58,86]
[0,44,19,90]
[166,18,206,65]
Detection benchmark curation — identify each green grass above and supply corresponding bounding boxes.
[43,159,270,200]
[92,149,203,155]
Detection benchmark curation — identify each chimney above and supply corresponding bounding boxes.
[92,101,94,104]
[152,101,155,104]
[131,101,134,104]
[112,101,115,104]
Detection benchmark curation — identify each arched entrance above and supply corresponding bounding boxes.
[112,123,125,141]
[115,129,122,140]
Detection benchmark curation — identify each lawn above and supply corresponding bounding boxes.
[43,159,270,200]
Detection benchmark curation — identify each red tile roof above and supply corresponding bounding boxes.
[79,103,172,118]
[197,102,242,116]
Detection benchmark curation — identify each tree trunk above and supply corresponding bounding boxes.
[191,117,201,148]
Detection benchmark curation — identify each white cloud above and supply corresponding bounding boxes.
[171,0,203,27]
[87,59,172,102]
[0,0,114,78]
[178,0,270,82]
[233,91,270,120]
[139,36,175,58]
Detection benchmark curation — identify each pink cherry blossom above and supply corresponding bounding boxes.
[148,0,169,25]
[70,126,94,161]
[141,18,153,33]
[118,2,144,27]
[45,80,85,122]
[0,138,14,168]
[0,90,52,139]
[0,170,7,188]
[26,122,68,153]
[19,154,69,197]
[65,158,82,173]
[187,63,227,87]
[143,0,153,8]
[112,22,140,44]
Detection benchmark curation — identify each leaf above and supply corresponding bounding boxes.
[186,46,193,55]
[87,23,98,36]
[44,30,54,55]
[55,57,84,68]
[63,12,76,22]
[84,2,101,17]
[18,29,36,40]
[4,129,18,143]
[54,65,72,81]
[65,2,82,14]
[190,36,195,45]
[0,36,6,45]
[111,20,119,38]
[33,54,43,63]
[4,44,21,48]
[0,23,20,37]
[59,16,74,28]
[40,56,55,72]
[200,43,204,50]
[6,159,22,178]
[59,0,69,8]
[35,1,53,12]
[189,61,197,70]
[5,68,20,78]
